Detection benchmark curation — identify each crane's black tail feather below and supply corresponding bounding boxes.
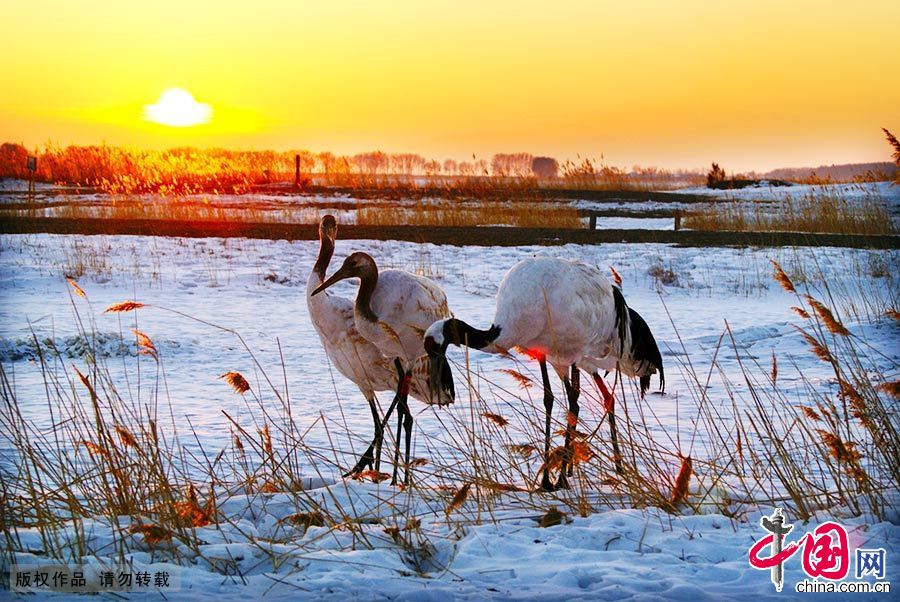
[627,307,665,397]
[612,286,629,357]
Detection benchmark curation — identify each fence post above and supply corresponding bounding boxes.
[294,154,301,188]
[589,215,597,230]
[26,155,37,199]
[674,212,681,232]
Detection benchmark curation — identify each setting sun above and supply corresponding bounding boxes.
[143,88,212,127]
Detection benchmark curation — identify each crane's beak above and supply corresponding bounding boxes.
[311,264,352,296]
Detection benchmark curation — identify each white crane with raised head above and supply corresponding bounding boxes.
[312,250,453,485]
[307,217,448,478]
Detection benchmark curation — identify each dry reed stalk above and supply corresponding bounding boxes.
[482,412,509,427]
[220,371,250,394]
[114,425,138,449]
[354,470,391,483]
[884,128,900,165]
[129,523,173,545]
[800,406,822,421]
[409,458,429,467]
[282,511,325,529]
[79,440,106,456]
[770,351,778,383]
[816,430,861,464]
[260,424,273,457]
[771,260,796,293]
[538,507,567,527]
[670,456,693,506]
[66,278,86,298]
[481,481,526,493]
[71,365,95,397]
[876,381,900,399]
[104,301,147,313]
[174,483,213,527]
[507,444,539,459]
[132,329,158,359]
[806,296,850,336]
[791,306,811,319]
[446,483,471,514]
[886,309,900,321]
[794,327,833,362]
[498,368,532,389]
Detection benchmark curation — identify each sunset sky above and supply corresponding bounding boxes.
[2,0,897,171]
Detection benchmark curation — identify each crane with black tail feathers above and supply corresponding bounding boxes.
[423,256,664,490]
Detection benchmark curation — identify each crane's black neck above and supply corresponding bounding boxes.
[355,268,379,323]
[313,234,334,280]
[443,318,501,350]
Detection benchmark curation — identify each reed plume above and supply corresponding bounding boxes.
[66,278,86,298]
[770,260,796,293]
[806,296,850,336]
[482,412,509,427]
[220,371,250,394]
[104,300,147,313]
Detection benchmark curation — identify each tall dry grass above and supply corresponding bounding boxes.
[0,142,705,195]
[683,185,896,235]
[1,265,897,579]
[356,200,583,229]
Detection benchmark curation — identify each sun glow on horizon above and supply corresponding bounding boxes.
[2,1,899,171]
[143,88,212,127]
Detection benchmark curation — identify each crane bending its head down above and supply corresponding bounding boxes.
[423,256,664,488]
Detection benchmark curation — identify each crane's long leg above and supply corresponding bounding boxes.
[539,358,556,492]
[342,397,379,476]
[557,364,580,489]
[370,396,385,472]
[344,393,400,477]
[399,381,414,486]
[593,372,623,474]
[390,361,407,486]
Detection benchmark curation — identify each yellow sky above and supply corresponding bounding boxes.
[1,0,897,171]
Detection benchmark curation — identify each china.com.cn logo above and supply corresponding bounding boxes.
[748,508,888,593]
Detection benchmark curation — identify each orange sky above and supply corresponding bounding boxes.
[1,0,897,171]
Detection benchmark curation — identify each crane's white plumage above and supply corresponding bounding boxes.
[306,217,444,476]
[312,250,452,484]
[307,258,391,400]
[424,256,663,489]
[353,269,450,369]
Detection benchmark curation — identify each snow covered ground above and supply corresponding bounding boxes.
[1,232,898,599]
[672,181,900,204]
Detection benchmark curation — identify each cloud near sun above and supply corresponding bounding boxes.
[143,88,212,127]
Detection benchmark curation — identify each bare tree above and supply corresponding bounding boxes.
[531,156,559,178]
[491,153,534,177]
[424,159,441,176]
[443,159,458,175]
